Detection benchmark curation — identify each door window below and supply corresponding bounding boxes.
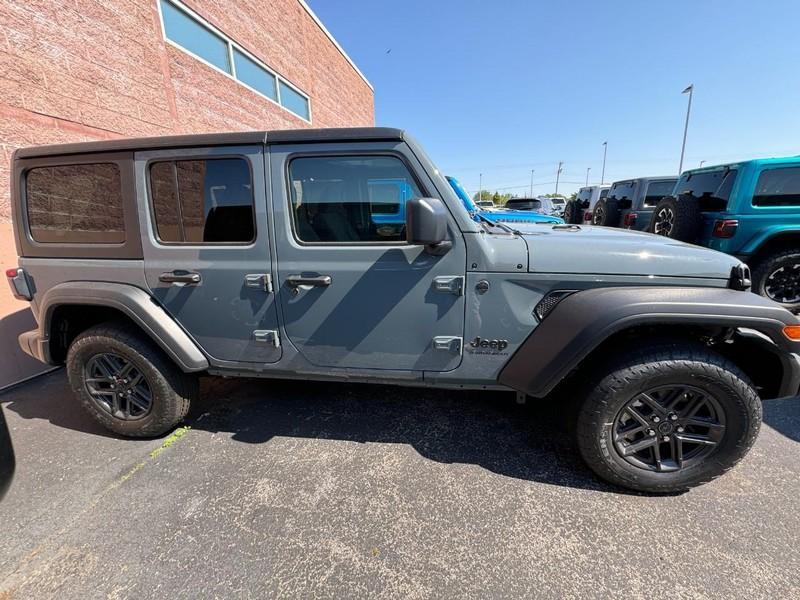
[288,155,423,243]
[753,167,800,207]
[149,158,255,244]
[643,179,677,207]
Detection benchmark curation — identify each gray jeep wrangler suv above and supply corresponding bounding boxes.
[7,128,800,493]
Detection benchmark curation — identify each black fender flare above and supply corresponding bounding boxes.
[498,286,800,398]
[32,281,209,372]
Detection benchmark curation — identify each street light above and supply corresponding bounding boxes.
[555,162,564,196]
[530,169,534,197]
[479,173,482,202]
[678,84,694,174]
[699,160,706,168]
[585,167,591,187]
[601,141,607,185]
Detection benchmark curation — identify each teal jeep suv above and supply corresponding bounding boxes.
[650,156,800,310]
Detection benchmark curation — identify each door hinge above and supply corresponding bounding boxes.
[432,336,462,354]
[253,329,280,347]
[432,276,464,296]
[245,273,273,293]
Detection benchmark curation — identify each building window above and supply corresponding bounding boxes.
[26,163,125,244]
[149,158,255,244]
[158,0,311,121]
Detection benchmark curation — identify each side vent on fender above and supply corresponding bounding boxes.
[533,290,578,321]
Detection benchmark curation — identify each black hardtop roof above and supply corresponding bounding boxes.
[14,127,406,159]
[610,175,678,186]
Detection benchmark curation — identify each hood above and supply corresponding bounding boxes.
[481,208,563,224]
[520,224,740,279]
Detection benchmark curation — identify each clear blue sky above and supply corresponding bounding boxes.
[308,0,800,198]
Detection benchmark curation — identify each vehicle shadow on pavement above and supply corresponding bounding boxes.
[190,377,620,493]
[762,396,800,443]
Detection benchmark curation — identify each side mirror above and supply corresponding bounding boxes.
[406,197,450,254]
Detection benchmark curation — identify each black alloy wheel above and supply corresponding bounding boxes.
[613,385,725,473]
[84,353,153,420]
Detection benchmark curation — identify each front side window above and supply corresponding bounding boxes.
[26,163,124,244]
[753,167,800,207]
[288,155,423,243]
[643,179,677,207]
[149,158,255,244]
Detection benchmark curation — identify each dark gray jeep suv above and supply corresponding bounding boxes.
[7,128,800,493]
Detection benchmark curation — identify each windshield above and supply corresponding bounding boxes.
[446,176,478,212]
[507,198,543,210]
[675,168,738,210]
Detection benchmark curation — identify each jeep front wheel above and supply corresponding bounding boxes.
[67,322,197,437]
[752,249,800,310]
[576,343,761,493]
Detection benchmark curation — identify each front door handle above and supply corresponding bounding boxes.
[286,274,332,288]
[159,270,202,285]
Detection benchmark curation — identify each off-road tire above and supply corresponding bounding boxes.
[575,342,761,493]
[563,200,583,224]
[67,322,197,437]
[592,198,620,227]
[751,249,800,311]
[648,195,700,242]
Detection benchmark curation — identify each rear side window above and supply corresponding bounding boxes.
[643,179,677,207]
[288,155,423,243]
[149,158,255,244]
[599,188,609,199]
[753,167,800,207]
[26,163,124,244]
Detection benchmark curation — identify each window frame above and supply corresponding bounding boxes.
[157,0,312,123]
[145,154,257,247]
[284,151,432,247]
[14,152,142,259]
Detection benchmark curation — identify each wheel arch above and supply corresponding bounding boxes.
[744,229,800,264]
[497,286,800,400]
[36,282,208,372]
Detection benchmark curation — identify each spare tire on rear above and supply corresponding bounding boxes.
[648,195,701,242]
[592,198,620,227]
[563,200,583,224]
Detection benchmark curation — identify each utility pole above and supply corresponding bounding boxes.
[585,167,591,187]
[478,173,482,202]
[601,142,607,185]
[555,162,563,196]
[679,84,694,174]
[530,169,534,197]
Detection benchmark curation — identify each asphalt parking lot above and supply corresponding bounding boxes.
[1,371,799,599]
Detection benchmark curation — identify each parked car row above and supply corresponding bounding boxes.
[505,196,566,218]
[561,155,800,311]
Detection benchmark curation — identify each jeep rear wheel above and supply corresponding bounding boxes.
[752,249,800,310]
[576,342,761,493]
[67,322,197,437]
[592,198,620,226]
[563,200,583,224]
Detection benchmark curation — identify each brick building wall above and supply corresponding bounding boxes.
[0,0,374,387]
[0,0,375,223]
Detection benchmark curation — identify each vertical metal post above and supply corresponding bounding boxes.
[530,169,534,197]
[601,142,607,185]
[555,162,563,196]
[585,167,591,187]
[679,84,694,175]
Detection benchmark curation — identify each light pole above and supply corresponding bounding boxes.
[530,169,534,197]
[699,160,706,168]
[679,84,694,174]
[601,141,607,185]
[585,167,591,187]
[478,173,482,202]
[555,162,563,196]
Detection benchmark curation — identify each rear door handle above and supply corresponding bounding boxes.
[286,275,332,288]
[159,270,202,285]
